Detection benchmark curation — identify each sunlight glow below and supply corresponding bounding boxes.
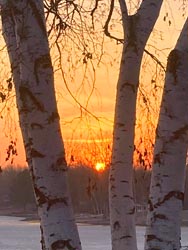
[95,162,105,172]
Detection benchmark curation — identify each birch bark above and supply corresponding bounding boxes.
[1,1,81,249]
[145,19,188,250]
[110,1,163,250]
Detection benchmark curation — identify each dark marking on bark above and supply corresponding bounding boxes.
[113,221,120,231]
[110,175,115,181]
[51,239,76,250]
[154,213,168,220]
[121,180,128,183]
[146,234,162,242]
[128,207,135,214]
[56,156,67,166]
[169,125,188,142]
[52,155,68,172]
[31,123,44,129]
[112,194,117,198]
[155,127,160,139]
[111,185,115,190]
[156,183,161,187]
[120,82,126,91]
[154,191,184,208]
[122,129,127,132]
[47,112,60,124]
[29,164,35,184]
[50,233,55,237]
[34,54,52,84]
[30,148,45,158]
[120,235,132,239]
[25,137,33,150]
[34,186,47,206]
[117,123,125,128]
[148,199,153,212]
[153,153,162,164]
[123,195,133,200]
[19,86,44,112]
[40,225,46,250]
[51,163,68,172]
[120,82,137,93]
[166,49,180,84]
[34,186,68,210]
[46,197,68,211]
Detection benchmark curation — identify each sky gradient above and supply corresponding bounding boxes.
[0,1,186,168]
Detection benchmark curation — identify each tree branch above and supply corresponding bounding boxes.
[137,0,163,44]
[91,0,100,28]
[104,0,124,42]
[144,48,166,72]
[118,0,128,33]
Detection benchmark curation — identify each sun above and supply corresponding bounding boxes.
[95,162,106,172]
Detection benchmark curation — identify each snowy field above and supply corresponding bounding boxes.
[0,216,187,250]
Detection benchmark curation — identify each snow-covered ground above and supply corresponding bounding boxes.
[0,216,187,250]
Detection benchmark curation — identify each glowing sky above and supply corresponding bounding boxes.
[0,1,186,168]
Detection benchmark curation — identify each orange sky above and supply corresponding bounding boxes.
[0,2,186,169]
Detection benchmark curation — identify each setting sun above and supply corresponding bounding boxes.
[95,162,106,172]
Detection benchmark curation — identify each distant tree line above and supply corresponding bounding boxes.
[0,167,35,211]
[0,165,187,215]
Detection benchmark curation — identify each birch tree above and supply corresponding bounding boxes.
[145,19,188,250]
[0,1,81,249]
[109,1,163,250]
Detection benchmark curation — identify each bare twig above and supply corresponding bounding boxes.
[144,49,166,72]
[118,0,128,30]
[91,0,100,28]
[104,0,123,43]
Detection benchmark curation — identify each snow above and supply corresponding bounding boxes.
[0,216,187,250]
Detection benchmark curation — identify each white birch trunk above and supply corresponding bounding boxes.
[110,1,163,250]
[145,19,188,250]
[1,1,81,249]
